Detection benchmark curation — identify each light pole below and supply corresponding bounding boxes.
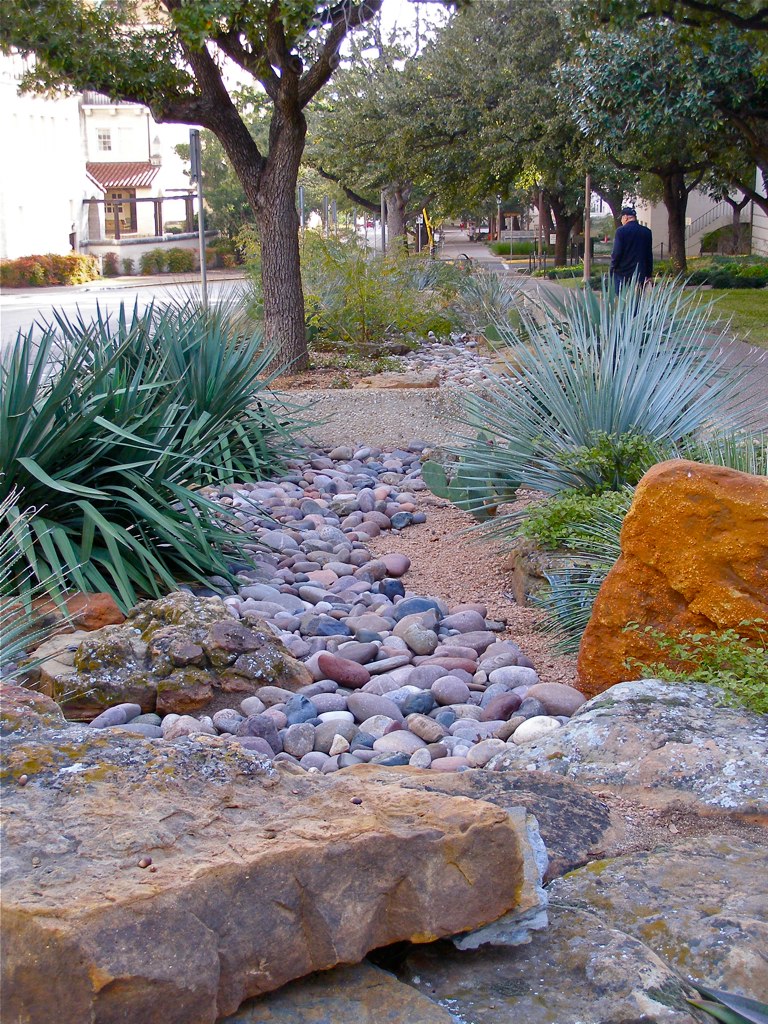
[189,129,208,310]
[496,194,502,242]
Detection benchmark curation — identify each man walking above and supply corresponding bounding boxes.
[610,206,653,290]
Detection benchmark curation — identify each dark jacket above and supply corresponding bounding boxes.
[610,219,653,284]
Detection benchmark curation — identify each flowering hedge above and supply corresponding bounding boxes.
[0,253,100,287]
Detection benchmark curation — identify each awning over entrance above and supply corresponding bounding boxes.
[86,162,160,190]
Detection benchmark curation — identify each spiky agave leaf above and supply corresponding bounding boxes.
[443,276,765,540]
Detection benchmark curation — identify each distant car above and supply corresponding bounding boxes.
[365,219,374,228]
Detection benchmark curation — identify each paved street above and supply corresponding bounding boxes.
[0,273,247,347]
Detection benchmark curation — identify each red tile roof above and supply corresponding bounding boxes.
[86,161,160,189]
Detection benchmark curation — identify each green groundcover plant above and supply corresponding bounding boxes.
[625,621,768,715]
[0,299,305,609]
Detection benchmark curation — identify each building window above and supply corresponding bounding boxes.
[97,129,112,152]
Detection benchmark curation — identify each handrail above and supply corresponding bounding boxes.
[685,200,747,240]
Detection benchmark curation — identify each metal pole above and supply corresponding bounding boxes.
[189,129,208,310]
[298,185,305,238]
[323,195,329,238]
[538,187,544,271]
[380,191,386,255]
[583,173,592,284]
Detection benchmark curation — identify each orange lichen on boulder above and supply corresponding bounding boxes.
[577,460,768,697]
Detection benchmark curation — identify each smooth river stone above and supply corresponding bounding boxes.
[488,666,539,689]
[347,693,404,723]
[310,693,349,714]
[335,641,379,665]
[440,631,497,654]
[380,552,411,577]
[413,657,478,675]
[409,748,433,769]
[432,676,471,706]
[358,715,398,739]
[236,715,282,753]
[400,623,439,656]
[526,682,587,717]
[440,611,487,633]
[282,723,316,758]
[314,720,359,753]
[432,645,478,663]
[372,732,428,755]
[466,738,509,768]
[511,715,563,745]
[430,756,471,772]
[481,693,523,722]
[317,653,371,689]
[406,713,447,744]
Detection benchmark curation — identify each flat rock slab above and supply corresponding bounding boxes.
[486,679,768,817]
[1,715,529,1024]
[399,835,768,1023]
[221,962,453,1023]
[350,765,616,881]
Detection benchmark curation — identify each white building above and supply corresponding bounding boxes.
[0,52,197,265]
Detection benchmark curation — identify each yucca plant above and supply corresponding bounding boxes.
[440,277,764,539]
[455,268,525,340]
[0,301,304,610]
[0,488,71,680]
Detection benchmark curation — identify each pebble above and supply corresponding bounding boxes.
[80,434,589,774]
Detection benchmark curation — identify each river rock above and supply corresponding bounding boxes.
[485,679,768,817]
[511,716,562,744]
[317,654,371,689]
[525,683,586,717]
[577,460,768,696]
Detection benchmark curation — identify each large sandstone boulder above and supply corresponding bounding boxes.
[397,834,768,1023]
[578,460,768,695]
[350,765,617,882]
[485,679,768,817]
[30,591,312,720]
[0,685,534,1024]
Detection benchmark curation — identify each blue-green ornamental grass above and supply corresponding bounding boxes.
[0,299,304,610]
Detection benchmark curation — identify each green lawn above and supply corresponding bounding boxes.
[545,278,768,348]
[707,289,768,349]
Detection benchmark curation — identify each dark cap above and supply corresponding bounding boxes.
[620,206,637,217]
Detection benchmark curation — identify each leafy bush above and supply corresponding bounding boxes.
[102,252,120,278]
[660,255,768,288]
[0,253,100,288]
[140,248,167,275]
[0,300,305,609]
[520,488,633,550]
[625,621,768,715]
[298,233,459,352]
[166,247,195,273]
[121,257,135,276]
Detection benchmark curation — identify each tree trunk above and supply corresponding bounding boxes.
[547,194,581,267]
[385,185,410,252]
[661,172,689,273]
[211,101,309,372]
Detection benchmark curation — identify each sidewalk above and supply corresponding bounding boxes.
[0,267,246,303]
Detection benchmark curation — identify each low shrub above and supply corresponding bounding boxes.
[297,233,460,352]
[166,247,195,273]
[0,253,100,288]
[519,488,633,550]
[121,257,135,276]
[140,248,167,275]
[625,621,768,715]
[102,252,120,278]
